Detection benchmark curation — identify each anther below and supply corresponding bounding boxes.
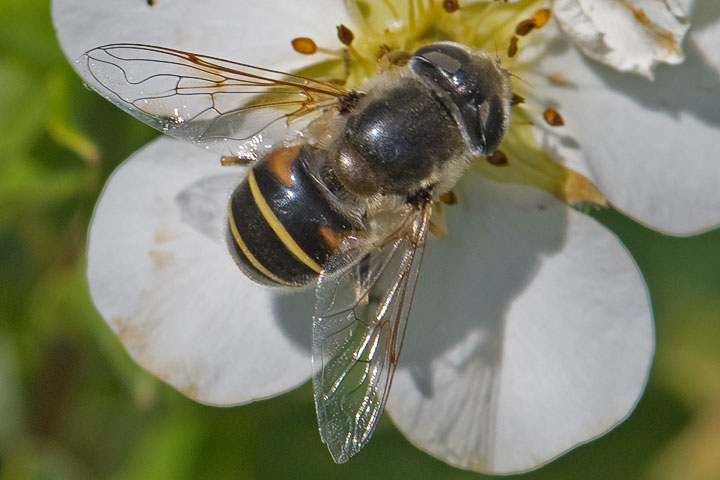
[547,72,569,85]
[291,37,317,55]
[443,0,460,13]
[440,191,458,205]
[337,24,355,46]
[532,9,551,28]
[511,93,525,106]
[515,19,537,36]
[487,150,509,166]
[543,108,565,127]
[508,36,519,57]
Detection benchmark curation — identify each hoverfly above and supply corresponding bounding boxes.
[80,41,512,462]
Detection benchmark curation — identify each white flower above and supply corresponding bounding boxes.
[51,0,718,474]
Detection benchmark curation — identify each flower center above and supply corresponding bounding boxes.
[292,0,605,206]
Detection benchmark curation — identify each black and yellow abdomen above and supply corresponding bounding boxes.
[227,145,357,287]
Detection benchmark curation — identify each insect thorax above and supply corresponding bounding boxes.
[331,70,471,198]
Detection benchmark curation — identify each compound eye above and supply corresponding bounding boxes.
[411,43,470,77]
[410,42,511,156]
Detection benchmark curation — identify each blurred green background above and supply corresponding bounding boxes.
[1,0,719,478]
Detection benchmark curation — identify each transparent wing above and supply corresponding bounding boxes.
[312,204,431,463]
[80,43,349,158]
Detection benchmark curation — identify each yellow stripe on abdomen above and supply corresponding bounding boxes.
[247,169,323,274]
[227,201,287,285]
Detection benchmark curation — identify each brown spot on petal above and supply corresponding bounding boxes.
[543,108,565,127]
[150,249,174,272]
[337,24,355,46]
[154,229,178,245]
[487,150,509,166]
[291,37,317,55]
[112,316,143,347]
[511,93,525,106]
[627,3,682,56]
[182,383,199,399]
[508,36,519,58]
[443,0,460,13]
[532,8,551,28]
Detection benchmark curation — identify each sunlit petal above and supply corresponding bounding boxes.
[387,173,653,473]
[87,137,313,405]
[552,0,690,79]
[52,0,351,71]
[529,3,720,235]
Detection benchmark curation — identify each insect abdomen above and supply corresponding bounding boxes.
[227,145,355,287]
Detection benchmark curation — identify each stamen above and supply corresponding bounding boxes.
[440,191,458,205]
[291,37,318,55]
[307,0,594,207]
[221,156,255,167]
[543,108,565,127]
[515,8,551,38]
[337,24,355,46]
[515,19,537,36]
[547,72,569,86]
[487,150,510,166]
[532,8,551,28]
[508,36,519,57]
[443,0,460,13]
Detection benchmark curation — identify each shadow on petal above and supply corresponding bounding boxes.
[273,288,315,353]
[382,173,652,474]
[176,162,317,355]
[386,173,570,472]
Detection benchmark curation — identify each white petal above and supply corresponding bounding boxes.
[87,137,313,405]
[52,0,351,70]
[386,173,653,474]
[533,3,720,235]
[552,0,690,78]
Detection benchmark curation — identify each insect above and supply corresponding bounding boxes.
[81,41,512,462]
